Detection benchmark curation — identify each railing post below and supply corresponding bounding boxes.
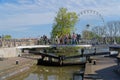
[94,47,96,55]
[59,55,65,66]
[81,48,84,57]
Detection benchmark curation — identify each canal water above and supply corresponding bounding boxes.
[8,65,84,80]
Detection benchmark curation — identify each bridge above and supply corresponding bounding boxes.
[16,44,113,66]
[18,47,110,66]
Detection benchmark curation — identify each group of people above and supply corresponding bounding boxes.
[39,35,50,45]
[38,33,81,45]
[55,33,81,45]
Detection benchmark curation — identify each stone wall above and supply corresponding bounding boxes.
[0,48,20,58]
[0,38,39,48]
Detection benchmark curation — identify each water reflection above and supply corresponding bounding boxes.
[9,65,83,80]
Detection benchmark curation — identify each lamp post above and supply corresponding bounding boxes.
[85,24,90,44]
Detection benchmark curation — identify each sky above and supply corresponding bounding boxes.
[0,0,120,38]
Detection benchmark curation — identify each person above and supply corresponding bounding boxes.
[68,34,72,44]
[64,34,68,44]
[55,35,60,44]
[72,33,76,44]
[59,36,62,44]
[44,35,48,45]
[76,34,81,44]
[39,36,43,44]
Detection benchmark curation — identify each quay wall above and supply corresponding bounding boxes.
[0,48,19,58]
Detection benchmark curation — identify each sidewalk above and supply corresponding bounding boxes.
[0,57,36,80]
[84,57,120,80]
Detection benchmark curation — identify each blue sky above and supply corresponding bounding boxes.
[0,0,120,38]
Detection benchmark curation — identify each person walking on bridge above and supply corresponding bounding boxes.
[72,33,77,44]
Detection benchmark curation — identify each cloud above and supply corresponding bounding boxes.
[17,0,34,4]
[0,0,120,30]
[0,0,120,38]
[0,12,55,29]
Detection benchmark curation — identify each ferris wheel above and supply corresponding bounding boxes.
[78,10,105,29]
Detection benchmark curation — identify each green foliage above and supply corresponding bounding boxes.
[3,35,12,39]
[51,7,78,38]
[82,30,99,40]
[116,37,120,43]
[48,47,81,56]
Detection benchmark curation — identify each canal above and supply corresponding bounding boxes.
[7,65,84,80]
[7,46,109,80]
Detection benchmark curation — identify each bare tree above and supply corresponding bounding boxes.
[106,21,120,44]
[92,26,107,43]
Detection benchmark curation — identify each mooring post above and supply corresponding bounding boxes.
[16,60,19,65]
[87,56,92,63]
[93,60,96,65]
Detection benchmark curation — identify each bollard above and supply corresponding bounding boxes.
[16,60,19,65]
[93,60,96,65]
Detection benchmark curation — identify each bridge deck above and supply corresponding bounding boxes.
[17,44,92,49]
[109,44,120,48]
